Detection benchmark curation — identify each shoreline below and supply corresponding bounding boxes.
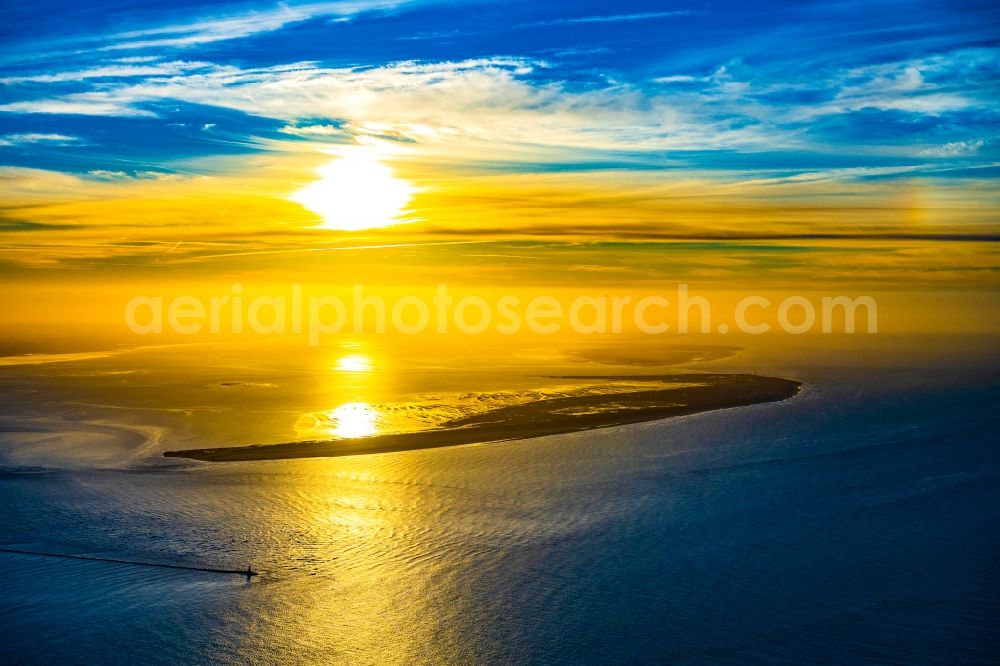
[164,374,801,462]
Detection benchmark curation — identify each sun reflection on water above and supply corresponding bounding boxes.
[328,402,380,438]
[334,354,373,372]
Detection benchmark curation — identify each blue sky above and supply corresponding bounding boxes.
[1,0,998,182]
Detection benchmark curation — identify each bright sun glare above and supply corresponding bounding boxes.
[291,151,416,231]
[334,354,373,372]
[329,402,380,438]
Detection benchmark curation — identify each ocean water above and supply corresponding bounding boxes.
[0,336,997,664]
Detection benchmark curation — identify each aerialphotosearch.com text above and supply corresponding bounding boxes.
[124,284,878,345]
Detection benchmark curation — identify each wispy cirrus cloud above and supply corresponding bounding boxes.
[920,139,987,157]
[0,56,788,154]
[0,0,416,63]
[0,61,217,84]
[526,10,698,27]
[3,46,997,167]
[97,0,410,51]
[401,9,698,41]
[0,97,158,117]
[0,133,87,147]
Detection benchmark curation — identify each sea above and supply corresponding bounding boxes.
[0,334,997,664]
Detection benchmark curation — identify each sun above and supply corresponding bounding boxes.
[291,150,416,231]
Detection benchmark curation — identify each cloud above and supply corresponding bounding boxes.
[4,46,995,163]
[404,11,697,41]
[0,97,157,117]
[528,11,697,27]
[0,166,91,197]
[0,61,216,84]
[113,56,165,64]
[920,139,987,157]
[97,0,410,51]
[652,75,699,84]
[789,49,998,119]
[280,124,347,137]
[0,133,87,147]
[0,16,996,179]
[0,0,996,285]
[0,1,413,58]
[0,57,780,152]
[86,170,185,182]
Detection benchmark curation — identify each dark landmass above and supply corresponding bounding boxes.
[165,374,800,462]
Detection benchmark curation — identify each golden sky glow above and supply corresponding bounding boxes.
[0,4,997,335]
[1,154,996,304]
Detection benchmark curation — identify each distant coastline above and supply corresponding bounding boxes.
[165,374,801,462]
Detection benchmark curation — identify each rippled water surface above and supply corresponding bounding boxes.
[1,336,998,664]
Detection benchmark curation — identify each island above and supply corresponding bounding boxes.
[164,373,801,462]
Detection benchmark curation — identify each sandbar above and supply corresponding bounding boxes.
[164,374,800,462]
